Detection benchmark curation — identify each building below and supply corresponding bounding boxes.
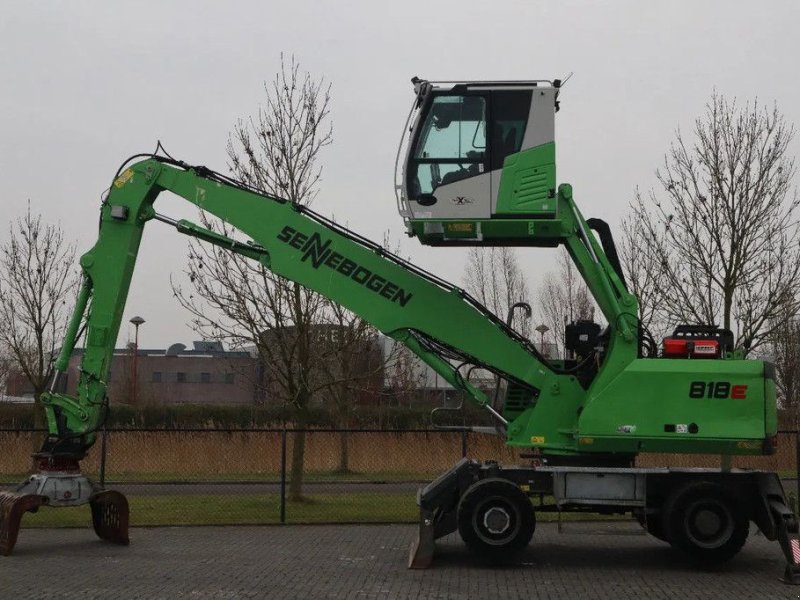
[2,333,561,408]
[4,371,36,399]
[256,324,385,407]
[64,341,259,406]
[5,328,385,408]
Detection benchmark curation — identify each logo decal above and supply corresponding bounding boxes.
[689,381,748,399]
[451,196,474,205]
[276,225,413,307]
[113,169,134,189]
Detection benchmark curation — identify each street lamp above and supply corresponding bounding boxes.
[129,316,145,405]
[535,324,550,357]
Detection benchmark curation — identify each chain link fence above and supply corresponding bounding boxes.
[2,428,799,527]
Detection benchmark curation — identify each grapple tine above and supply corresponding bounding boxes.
[89,490,129,545]
[0,492,48,556]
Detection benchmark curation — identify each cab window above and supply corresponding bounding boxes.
[414,95,486,160]
[489,90,532,170]
[408,95,487,197]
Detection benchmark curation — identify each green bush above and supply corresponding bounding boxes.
[0,404,37,429]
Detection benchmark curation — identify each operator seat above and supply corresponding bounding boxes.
[439,150,484,187]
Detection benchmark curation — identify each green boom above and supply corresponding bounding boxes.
[39,157,777,460]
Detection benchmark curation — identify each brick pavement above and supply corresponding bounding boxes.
[1,523,798,599]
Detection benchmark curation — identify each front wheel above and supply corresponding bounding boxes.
[457,478,535,564]
[635,510,668,542]
[662,481,749,564]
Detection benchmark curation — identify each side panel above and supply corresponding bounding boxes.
[407,172,492,220]
[577,358,772,454]
[494,143,557,216]
[519,87,556,150]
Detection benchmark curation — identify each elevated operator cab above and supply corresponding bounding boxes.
[395,78,561,246]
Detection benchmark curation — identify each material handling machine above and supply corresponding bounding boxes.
[2,77,798,581]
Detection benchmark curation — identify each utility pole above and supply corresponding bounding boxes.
[129,316,145,405]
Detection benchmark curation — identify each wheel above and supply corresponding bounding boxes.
[457,478,535,564]
[635,510,668,542]
[662,481,749,564]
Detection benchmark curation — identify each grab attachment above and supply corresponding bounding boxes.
[0,492,48,556]
[0,456,130,555]
[90,490,129,545]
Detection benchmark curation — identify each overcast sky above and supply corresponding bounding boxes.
[2,1,799,350]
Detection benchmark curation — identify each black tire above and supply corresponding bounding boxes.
[635,511,668,542]
[457,478,535,564]
[662,481,749,564]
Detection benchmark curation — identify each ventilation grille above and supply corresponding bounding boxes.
[513,168,551,210]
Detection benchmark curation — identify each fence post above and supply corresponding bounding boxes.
[280,428,287,525]
[461,428,468,458]
[99,427,108,489]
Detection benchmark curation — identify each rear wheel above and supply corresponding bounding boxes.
[663,482,748,564]
[457,478,535,564]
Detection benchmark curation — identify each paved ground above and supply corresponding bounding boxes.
[2,523,799,599]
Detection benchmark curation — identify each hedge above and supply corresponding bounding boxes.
[0,401,493,430]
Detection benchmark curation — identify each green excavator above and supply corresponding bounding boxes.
[1,77,798,582]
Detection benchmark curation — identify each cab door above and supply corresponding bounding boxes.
[405,93,492,220]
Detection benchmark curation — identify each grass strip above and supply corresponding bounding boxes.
[20,492,630,529]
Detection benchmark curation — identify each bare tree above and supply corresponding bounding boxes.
[771,312,800,411]
[384,342,427,410]
[619,214,669,340]
[173,55,337,501]
[625,93,800,353]
[537,248,595,356]
[463,247,532,337]
[462,246,532,407]
[317,303,385,473]
[0,207,77,402]
[0,342,11,400]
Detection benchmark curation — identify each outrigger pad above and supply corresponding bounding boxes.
[782,538,800,585]
[0,492,48,556]
[408,507,435,569]
[89,490,129,546]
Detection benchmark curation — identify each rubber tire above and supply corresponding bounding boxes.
[635,511,668,542]
[457,478,535,564]
[662,481,749,565]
